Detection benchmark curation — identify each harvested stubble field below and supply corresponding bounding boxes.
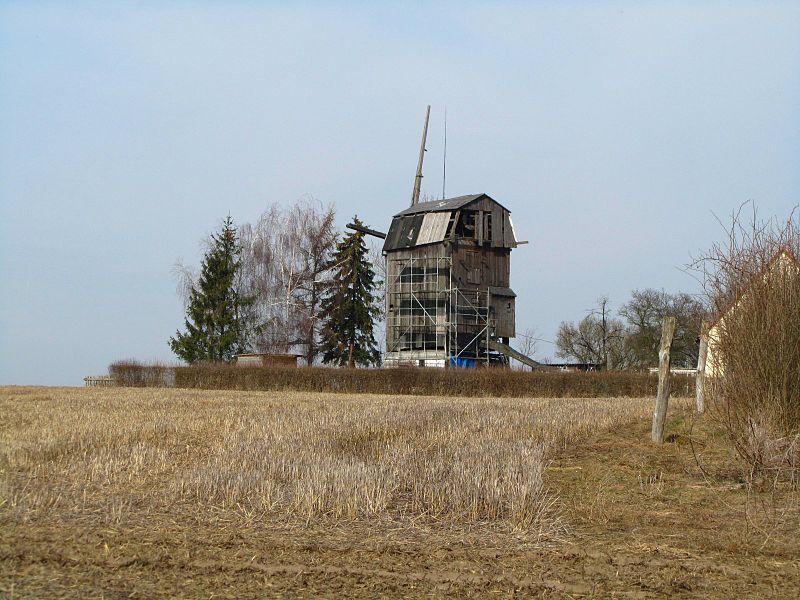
[1,387,798,598]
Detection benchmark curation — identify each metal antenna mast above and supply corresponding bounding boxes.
[442,106,447,200]
[410,105,430,206]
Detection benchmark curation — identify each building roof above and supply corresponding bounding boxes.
[709,246,800,330]
[489,286,517,297]
[393,193,509,217]
[384,193,517,252]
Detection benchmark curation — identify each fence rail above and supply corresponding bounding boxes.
[83,375,116,387]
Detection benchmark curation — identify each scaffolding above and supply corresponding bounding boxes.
[384,256,500,367]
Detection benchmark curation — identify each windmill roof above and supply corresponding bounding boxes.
[393,193,509,217]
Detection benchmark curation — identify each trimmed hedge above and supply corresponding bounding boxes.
[109,360,174,388]
[110,361,695,398]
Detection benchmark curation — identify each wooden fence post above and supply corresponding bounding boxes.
[652,315,677,443]
[695,320,710,415]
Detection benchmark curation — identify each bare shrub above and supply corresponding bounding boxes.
[693,206,800,482]
[737,421,800,486]
[109,360,174,387]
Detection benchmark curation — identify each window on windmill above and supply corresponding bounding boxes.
[456,210,477,239]
[485,213,493,243]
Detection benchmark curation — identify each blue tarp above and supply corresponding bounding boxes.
[449,356,475,369]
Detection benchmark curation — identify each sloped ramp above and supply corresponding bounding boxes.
[488,339,545,370]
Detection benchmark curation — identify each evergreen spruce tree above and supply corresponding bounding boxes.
[170,217,254,363]
[319,217,381,367]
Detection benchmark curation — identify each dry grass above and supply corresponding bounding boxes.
[0,387,652,544]
[3,387,800,598]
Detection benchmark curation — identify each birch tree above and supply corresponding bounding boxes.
[237,198,337,362]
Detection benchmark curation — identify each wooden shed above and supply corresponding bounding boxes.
[381,193,523,367]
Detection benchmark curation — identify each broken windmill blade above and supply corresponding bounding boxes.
[410,105,431,207]
[345,222,386,239]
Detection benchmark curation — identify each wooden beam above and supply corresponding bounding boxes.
[487,339,548,370]
[695,320,710,414]
[346,222,387,239]
[411,105,431,206]
[652,315,677,443]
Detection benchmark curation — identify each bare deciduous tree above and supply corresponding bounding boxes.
[556,296,628,368]
[619,289,706,369]
[514,327,539,371]
[237,197,337,364]
[367,239,386,362]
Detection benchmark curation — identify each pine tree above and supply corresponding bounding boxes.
[319,216,381,367]
[170,217,254,363]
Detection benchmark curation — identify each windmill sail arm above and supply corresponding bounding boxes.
[346,222,387,239]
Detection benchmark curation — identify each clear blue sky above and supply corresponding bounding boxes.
[1,1,798,385]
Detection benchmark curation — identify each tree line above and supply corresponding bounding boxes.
[555,291,705,369]
[170,199,381,367]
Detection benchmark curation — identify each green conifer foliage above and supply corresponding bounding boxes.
[170,217,254,363]
[319,217,381,367]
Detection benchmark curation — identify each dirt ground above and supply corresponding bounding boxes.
[2,390,799,598]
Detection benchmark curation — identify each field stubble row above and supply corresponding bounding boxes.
[0,388,654,546]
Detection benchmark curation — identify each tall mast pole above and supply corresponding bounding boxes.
[410,105,430,206]
[442,106,447,200]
